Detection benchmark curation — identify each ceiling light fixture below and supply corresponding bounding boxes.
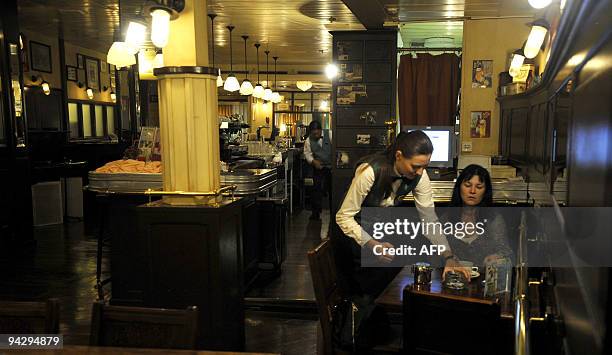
[524,19,549,59]
[107,41,136,68]
[271,56,281,103]
[509,48,525,77]
[263,50,273,101]
[325,63,339,79]
[240,35,253,95]
[296,81,312,91]
[146,0,185,48]
[223,25,240,92]
[208,14,224,87]
[528,0,552,9]
[125,21,146,54]
[252,43,264,99]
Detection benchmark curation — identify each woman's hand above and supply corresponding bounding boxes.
[365,240,395,264]
[443,258,471,281]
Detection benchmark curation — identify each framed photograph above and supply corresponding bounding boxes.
[66,65,78,81]
[101,60,107,73]
[339,63,363,83]
[29,41,52,73]
[77,68,86,85]
[77,54,84,69]
[85,56,100,91]
[470,111,491,138]
[472,60,493,88]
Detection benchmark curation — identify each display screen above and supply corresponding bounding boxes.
[423,130,450,162]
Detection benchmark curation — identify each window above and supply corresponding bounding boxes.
[68,103,79,139]
[67,100,118,140]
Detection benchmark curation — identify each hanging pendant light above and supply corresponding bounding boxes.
[208,14,224,87]
[252,43,264,99]
[240,35,253,95]
[263,50,273,101]
[223,25,240,92]
[271,56,281,103]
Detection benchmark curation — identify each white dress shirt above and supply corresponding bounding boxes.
[303,131,332,164]
[335,164,450,251]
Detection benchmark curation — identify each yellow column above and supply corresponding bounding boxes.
[155,0,221,205]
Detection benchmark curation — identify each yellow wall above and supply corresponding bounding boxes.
[22,30,114,103]
[460,18,531,156]
[250,98,273,139]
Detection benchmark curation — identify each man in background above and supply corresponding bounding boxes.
[303,120,332,220]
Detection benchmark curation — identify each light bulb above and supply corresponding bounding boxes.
[110,91,117,103]
[524,24,548,59]
[41,81,50,95]
[86,88,94,100]
[224,74,240,92]
[151,9,170,48]
[280,123,287,132]
[240,79,254,95]
[253,84,264,98]
[125,21,146,53]
[528,0,552,9]
[319,100,329,111]
[263,87,273,101]
[325,63,339,79]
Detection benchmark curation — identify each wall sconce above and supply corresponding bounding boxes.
[509,48,526,77]
[102,86,109,92]
[31,75,51,95]
[110,91,117,103]
[86,87,94,100]
[77,82,84,88]
[524,19,549,59]
[146,0,185,48]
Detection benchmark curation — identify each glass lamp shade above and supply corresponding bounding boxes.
[107,42,136,68]
[154,53,164,68]
[528,0,552,9]
[524,25,548,59]
[296,81,312,91]
[271,92,281,103]
[509,53,525,77]
[110,91,117,103]
[224,74,240,92]
[240,79,254,95]
[151,9,171,48]
[252,84,265,98]
[125,21,146,53]
[263,87,273,101]
[86,88,94,100]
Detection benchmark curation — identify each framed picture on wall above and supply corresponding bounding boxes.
[77,54,84,69]
[66,65,78,81]
[472,60,493,88]
[29,41,52,73]
[101,60,107,73]
[470,111,491,138]
[85,56,100,91]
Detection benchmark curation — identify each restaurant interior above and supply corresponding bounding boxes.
[0,0,611,354]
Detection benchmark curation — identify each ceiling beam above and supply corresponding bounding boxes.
[341,0,387,29]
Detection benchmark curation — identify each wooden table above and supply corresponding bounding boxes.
[5,345,279,355]
[375,267,514,318]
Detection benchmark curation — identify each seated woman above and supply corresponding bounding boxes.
[444,164,513,269]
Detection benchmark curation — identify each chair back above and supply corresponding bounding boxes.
[403,286,502,355]
[0,298,60,333]
[90,302,198,349]
[308,239,346,355]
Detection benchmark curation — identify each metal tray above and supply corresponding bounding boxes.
[88,171,163,192]
[221,169,277,195]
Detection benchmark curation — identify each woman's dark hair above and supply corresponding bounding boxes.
[450,164,493,207]
[355,130,434,203]
[308,120,322,132]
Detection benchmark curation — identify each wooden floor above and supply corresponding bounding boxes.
[0,208,328,355]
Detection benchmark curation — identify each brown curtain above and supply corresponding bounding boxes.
[398,53,460,127]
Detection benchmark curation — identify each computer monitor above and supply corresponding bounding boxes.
[403,126,455,168]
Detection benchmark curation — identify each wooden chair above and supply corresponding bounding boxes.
[403,286,502,355]
[89,302,198,350]
[0,298,60,334]
[308,239,349,355]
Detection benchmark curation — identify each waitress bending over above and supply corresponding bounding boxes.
[335,130,466,299]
